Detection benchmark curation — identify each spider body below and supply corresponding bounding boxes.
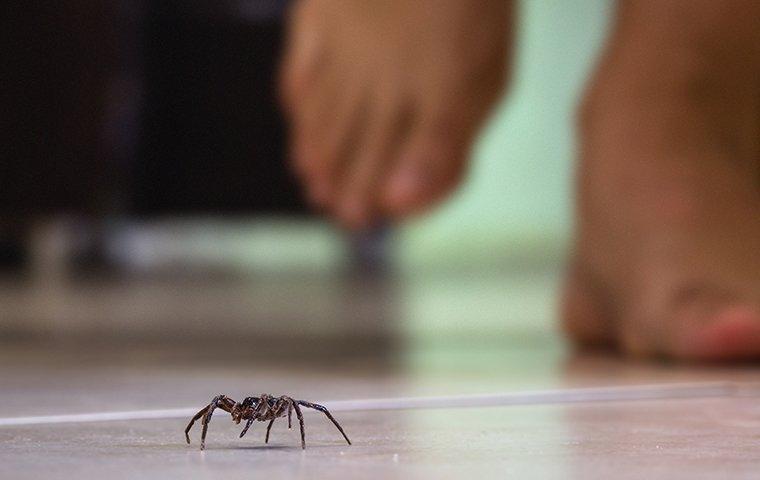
[185,394,351,450]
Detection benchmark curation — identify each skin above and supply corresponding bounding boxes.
[280,0,760,361]
[562,0,760,360]
[279,0,512,228]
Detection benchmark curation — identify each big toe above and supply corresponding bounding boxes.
[621,284,760,361]
[670,304,760,361]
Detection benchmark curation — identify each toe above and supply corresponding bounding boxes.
[670,304,760,361]
[290,66,341,178]
[334,89,406,229]
[303,79,367,209]
[620,281,760,361]
[278,0,326,112]
[560,260,617,349]
[381,121,467,218]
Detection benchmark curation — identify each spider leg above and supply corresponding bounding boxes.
[291,399,306,449]
[263,397,288,443]
[297,401,351,445]
[185,405,210,444]
[200,395,227,450]
[255,394,270,417]
[264,418,276,443]
[238,396,262,438]
[239,417,255,438]
[287,403,293,429]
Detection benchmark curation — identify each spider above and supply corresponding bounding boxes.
[185,394,351,450]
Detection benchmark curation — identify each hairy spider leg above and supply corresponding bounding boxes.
[287,402,293,429]
[264,417,276,443]
[241,393,272,439]
[185,405,210,444]
[200,394,233,450]
[297,401,352,445]
[264,397,289,443]
[264,398,282,444]
[290,399,306,449]
[239,421,253,438]
[238,396,261,438]
[239,416,254,438]
[256,394,272,418]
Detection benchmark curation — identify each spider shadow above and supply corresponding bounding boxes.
[226,444,296,451]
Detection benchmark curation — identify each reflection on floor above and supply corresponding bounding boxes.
[1,341,759,479]
[0,263,558,351]
[1,265,759,479]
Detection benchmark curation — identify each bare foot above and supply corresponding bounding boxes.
[279,0,512,228]
[562,0,760,360]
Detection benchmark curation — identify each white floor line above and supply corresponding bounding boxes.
[1,381,758,427]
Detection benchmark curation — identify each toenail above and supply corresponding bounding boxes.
[387,168,424,207]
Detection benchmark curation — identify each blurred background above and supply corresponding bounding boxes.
[0,0,613,368]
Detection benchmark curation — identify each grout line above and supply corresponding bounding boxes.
[1,381,758,427]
